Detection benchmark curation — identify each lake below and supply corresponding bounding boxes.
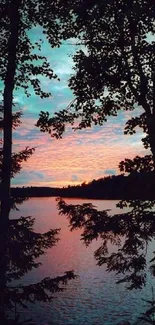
[10,197,155,325]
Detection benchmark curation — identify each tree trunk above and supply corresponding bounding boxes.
[147,115,155,171]
[0,0,20,321]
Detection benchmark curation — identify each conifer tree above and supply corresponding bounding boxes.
[0,1,75,321]
[0,109,75,324]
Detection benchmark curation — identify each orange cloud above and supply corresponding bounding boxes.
[12,115,149,187]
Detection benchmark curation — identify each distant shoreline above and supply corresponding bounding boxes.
[11,187,124,200]
[11,172,155,200]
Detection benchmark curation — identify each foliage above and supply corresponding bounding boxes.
[0,1,81,323]
[0,1,73,99]
[36,1,155,293]
[0,107,22,131]
[0,147,35,180]
[36,0,155,165]
[136,288,155,325]
[0,109,76,323]
[0,3,78,310]
[6,216,75,311]
[119,155,154,174]
[1,0,155,322]
[0,0,78,222]
[10,171,155,201]
[0,107,35,209]
[57,197,155,290]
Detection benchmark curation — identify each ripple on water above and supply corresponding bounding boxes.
[10,198,155,325]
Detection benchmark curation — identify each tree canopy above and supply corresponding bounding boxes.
[0,1,77,322]
[37,0,155,165]
[36,0,155,293]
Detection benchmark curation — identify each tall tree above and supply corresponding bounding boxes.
[1,0,63,229]
[0,0,74,321]
[37,0,155,167]
[36,0,155,295]
[0,109,76,324]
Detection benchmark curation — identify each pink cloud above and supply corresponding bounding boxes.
[13,115,149,187]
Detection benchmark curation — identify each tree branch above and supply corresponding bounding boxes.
[128,21,151,115]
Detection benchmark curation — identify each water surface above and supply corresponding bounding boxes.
[10,198,155,325]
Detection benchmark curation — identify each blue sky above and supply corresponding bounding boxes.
[3,26,149,187]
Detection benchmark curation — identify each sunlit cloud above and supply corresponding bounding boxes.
[12,113,149,187]
[9,27,149,188]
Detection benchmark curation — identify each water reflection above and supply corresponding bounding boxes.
[58,198,155,290]
[5,215,75,324]
[9,198,155,325]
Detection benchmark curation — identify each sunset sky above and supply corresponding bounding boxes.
[10,26,149,188]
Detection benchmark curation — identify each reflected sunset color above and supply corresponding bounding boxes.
[10,198,153,325]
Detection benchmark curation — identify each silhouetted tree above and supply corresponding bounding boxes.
[57,197,155,290]
[37,0,155,169]
[0,1,75,321]
[36,1,155,289]
[6,217,75,324]
[0,0,70,242]
[1,110,76,324]
[55,134,155,291]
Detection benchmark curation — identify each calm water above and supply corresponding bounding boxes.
[10,198,155,325]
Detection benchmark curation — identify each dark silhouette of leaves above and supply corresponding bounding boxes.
[36,0,155,167]
[5,216,76,313]
[57,197,155,289]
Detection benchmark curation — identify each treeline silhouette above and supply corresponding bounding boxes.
[11,172,155,200]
